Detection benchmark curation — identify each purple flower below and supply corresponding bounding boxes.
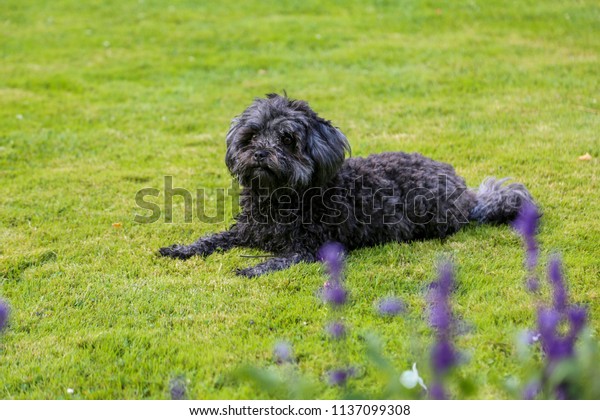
[318,242,345,282]
[322,282,347,307]
[523,245,585,386]
[318,243,348,307]
[537,307,575,362]
[427,261,459,399]
[328,369,349,387]
[537,307,561,338]
[524,238,539,272]
[430,339,458,375]
[0,299,9,333]
[436,262,454,293]
[555,387,567,400]
[428,263,454,333]
[548,256,567,312]
[326,321,346,339]
[567,306,587,337]
[512,201,541,272]
[429,382,446,400]
[273,341,293,365]
[512,201,540,239]
[522,380,540,400]
[526,277,540,293]
[533,255,588,399]
[377,297,405,316]
[169,376,187,400]
[512,203,589,399]
[429,289,451,332]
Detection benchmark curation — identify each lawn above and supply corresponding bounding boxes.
[0,0,599,399]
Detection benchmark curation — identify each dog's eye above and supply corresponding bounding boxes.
[251,134,258,141]
[281,133,295,146]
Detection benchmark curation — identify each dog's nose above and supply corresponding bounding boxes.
[254,150,268,161]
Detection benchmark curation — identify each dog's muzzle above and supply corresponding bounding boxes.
[254,150,269,162]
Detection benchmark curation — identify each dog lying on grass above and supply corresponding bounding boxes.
[159,94,533,277]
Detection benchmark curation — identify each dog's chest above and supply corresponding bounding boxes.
[236,192,330,253]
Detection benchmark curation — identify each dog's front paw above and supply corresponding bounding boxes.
[158,244,195,260]
[235,266,261,278]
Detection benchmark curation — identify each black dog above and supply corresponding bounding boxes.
[159,94,532,277]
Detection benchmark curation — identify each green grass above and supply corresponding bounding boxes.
[1,0,599,399]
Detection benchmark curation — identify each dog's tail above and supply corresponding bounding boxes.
[469,178,534,224]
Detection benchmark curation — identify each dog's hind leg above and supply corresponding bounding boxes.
[158,229,238,260]
[235,252,315,278]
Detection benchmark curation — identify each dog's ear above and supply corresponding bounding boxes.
[306,117,351,185]
[225,116,242,174]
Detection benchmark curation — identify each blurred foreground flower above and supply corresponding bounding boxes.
[377,297,405,316]
[274,341,294,365]
[328,367,356,387]
[0,298,9,333]
[400,363,427,391]
[319,242,348,307]
[523,258,589,399]
[169,376,187,400]
[548,256,567,312]
[511,201,541,283]
[318,242,344,283]
[322,282,347,307]
[536,257,588,365]
[513,204,591,399]
[427,261,459,399]
[319,243,355,389]
[328,369,349,386]
[326,321,346,340]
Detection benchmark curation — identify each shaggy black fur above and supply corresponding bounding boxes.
[159,94,533,277]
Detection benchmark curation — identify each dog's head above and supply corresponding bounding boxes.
[225,93,350,189]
